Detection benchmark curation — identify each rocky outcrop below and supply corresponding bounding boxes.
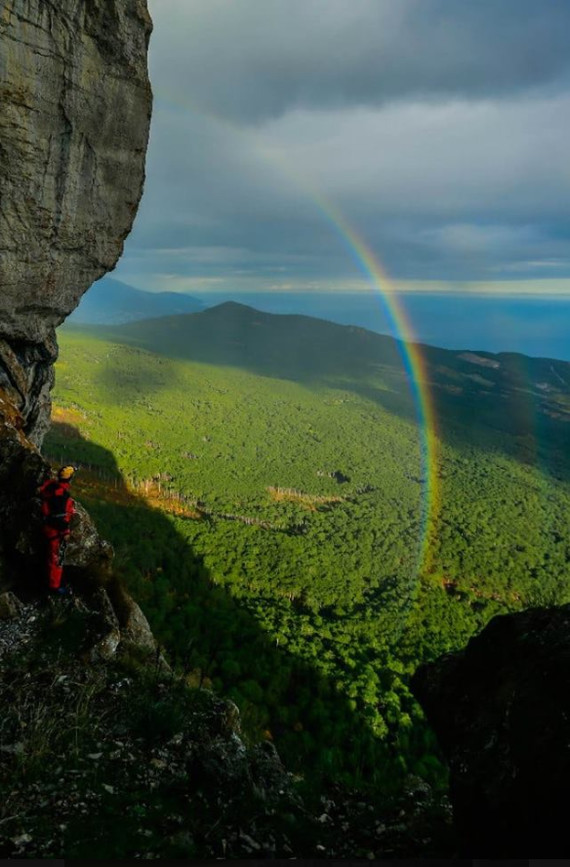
[0,595,453,859]
[0,0,152,442]
[412,604,570,857]
[0,597,312,859]
[0,386,113,602]
[0,591,23,620]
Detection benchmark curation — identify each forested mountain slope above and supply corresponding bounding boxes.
[75,300,570,478]
[48,305,570,794]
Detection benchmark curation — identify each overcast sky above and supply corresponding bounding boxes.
[114,0,570,296]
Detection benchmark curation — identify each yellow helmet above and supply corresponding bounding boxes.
[58,465,76,481]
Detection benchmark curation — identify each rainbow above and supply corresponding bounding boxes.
[151,95,442,575]
[309,200,442,576]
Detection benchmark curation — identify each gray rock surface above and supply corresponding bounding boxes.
[87,587,121,661]
[0,0,152,616]
[0,0,152,441]
[119,594,158,653]
[0,590,24,619]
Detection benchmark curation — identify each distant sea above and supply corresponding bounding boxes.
[200,292,570,361]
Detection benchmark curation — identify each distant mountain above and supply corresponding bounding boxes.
[85,299,570,396]
[67,277,204,325]
[84,300,570,462]
[82,300,404,378]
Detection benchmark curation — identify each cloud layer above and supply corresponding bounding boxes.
[151,0,570,122]
[115,0,570,293]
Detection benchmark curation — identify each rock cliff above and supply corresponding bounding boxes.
[0,0,152,443]
[0,0,152,594]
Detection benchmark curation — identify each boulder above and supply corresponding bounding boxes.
[87,587,121,662]
[0,591,24,620]
[412,604,570,856]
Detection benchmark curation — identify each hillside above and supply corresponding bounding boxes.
[48,304,570,795]
[68,277,204,325]
[69,300,570,474]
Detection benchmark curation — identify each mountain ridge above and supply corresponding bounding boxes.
[71,297,570,367]
[67,300,570,446]
[68,277,204,325]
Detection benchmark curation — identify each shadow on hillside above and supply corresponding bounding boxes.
[89,306,570,484]
[91,307,419,424]
[43,423,442,806]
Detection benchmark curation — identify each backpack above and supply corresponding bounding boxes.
[41,480,72,531]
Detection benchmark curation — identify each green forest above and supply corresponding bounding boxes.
[45,304,570,797]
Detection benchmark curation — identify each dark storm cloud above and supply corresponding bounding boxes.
[116,1,570,292]
[150,0,570,123]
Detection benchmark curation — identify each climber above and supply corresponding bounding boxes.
[39,466,77,596]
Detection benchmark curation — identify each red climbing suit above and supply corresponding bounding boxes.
[39,479,75,590]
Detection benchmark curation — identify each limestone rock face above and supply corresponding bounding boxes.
[0,0,152,441]
[412,604,570,857]
[0,0,152,604]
